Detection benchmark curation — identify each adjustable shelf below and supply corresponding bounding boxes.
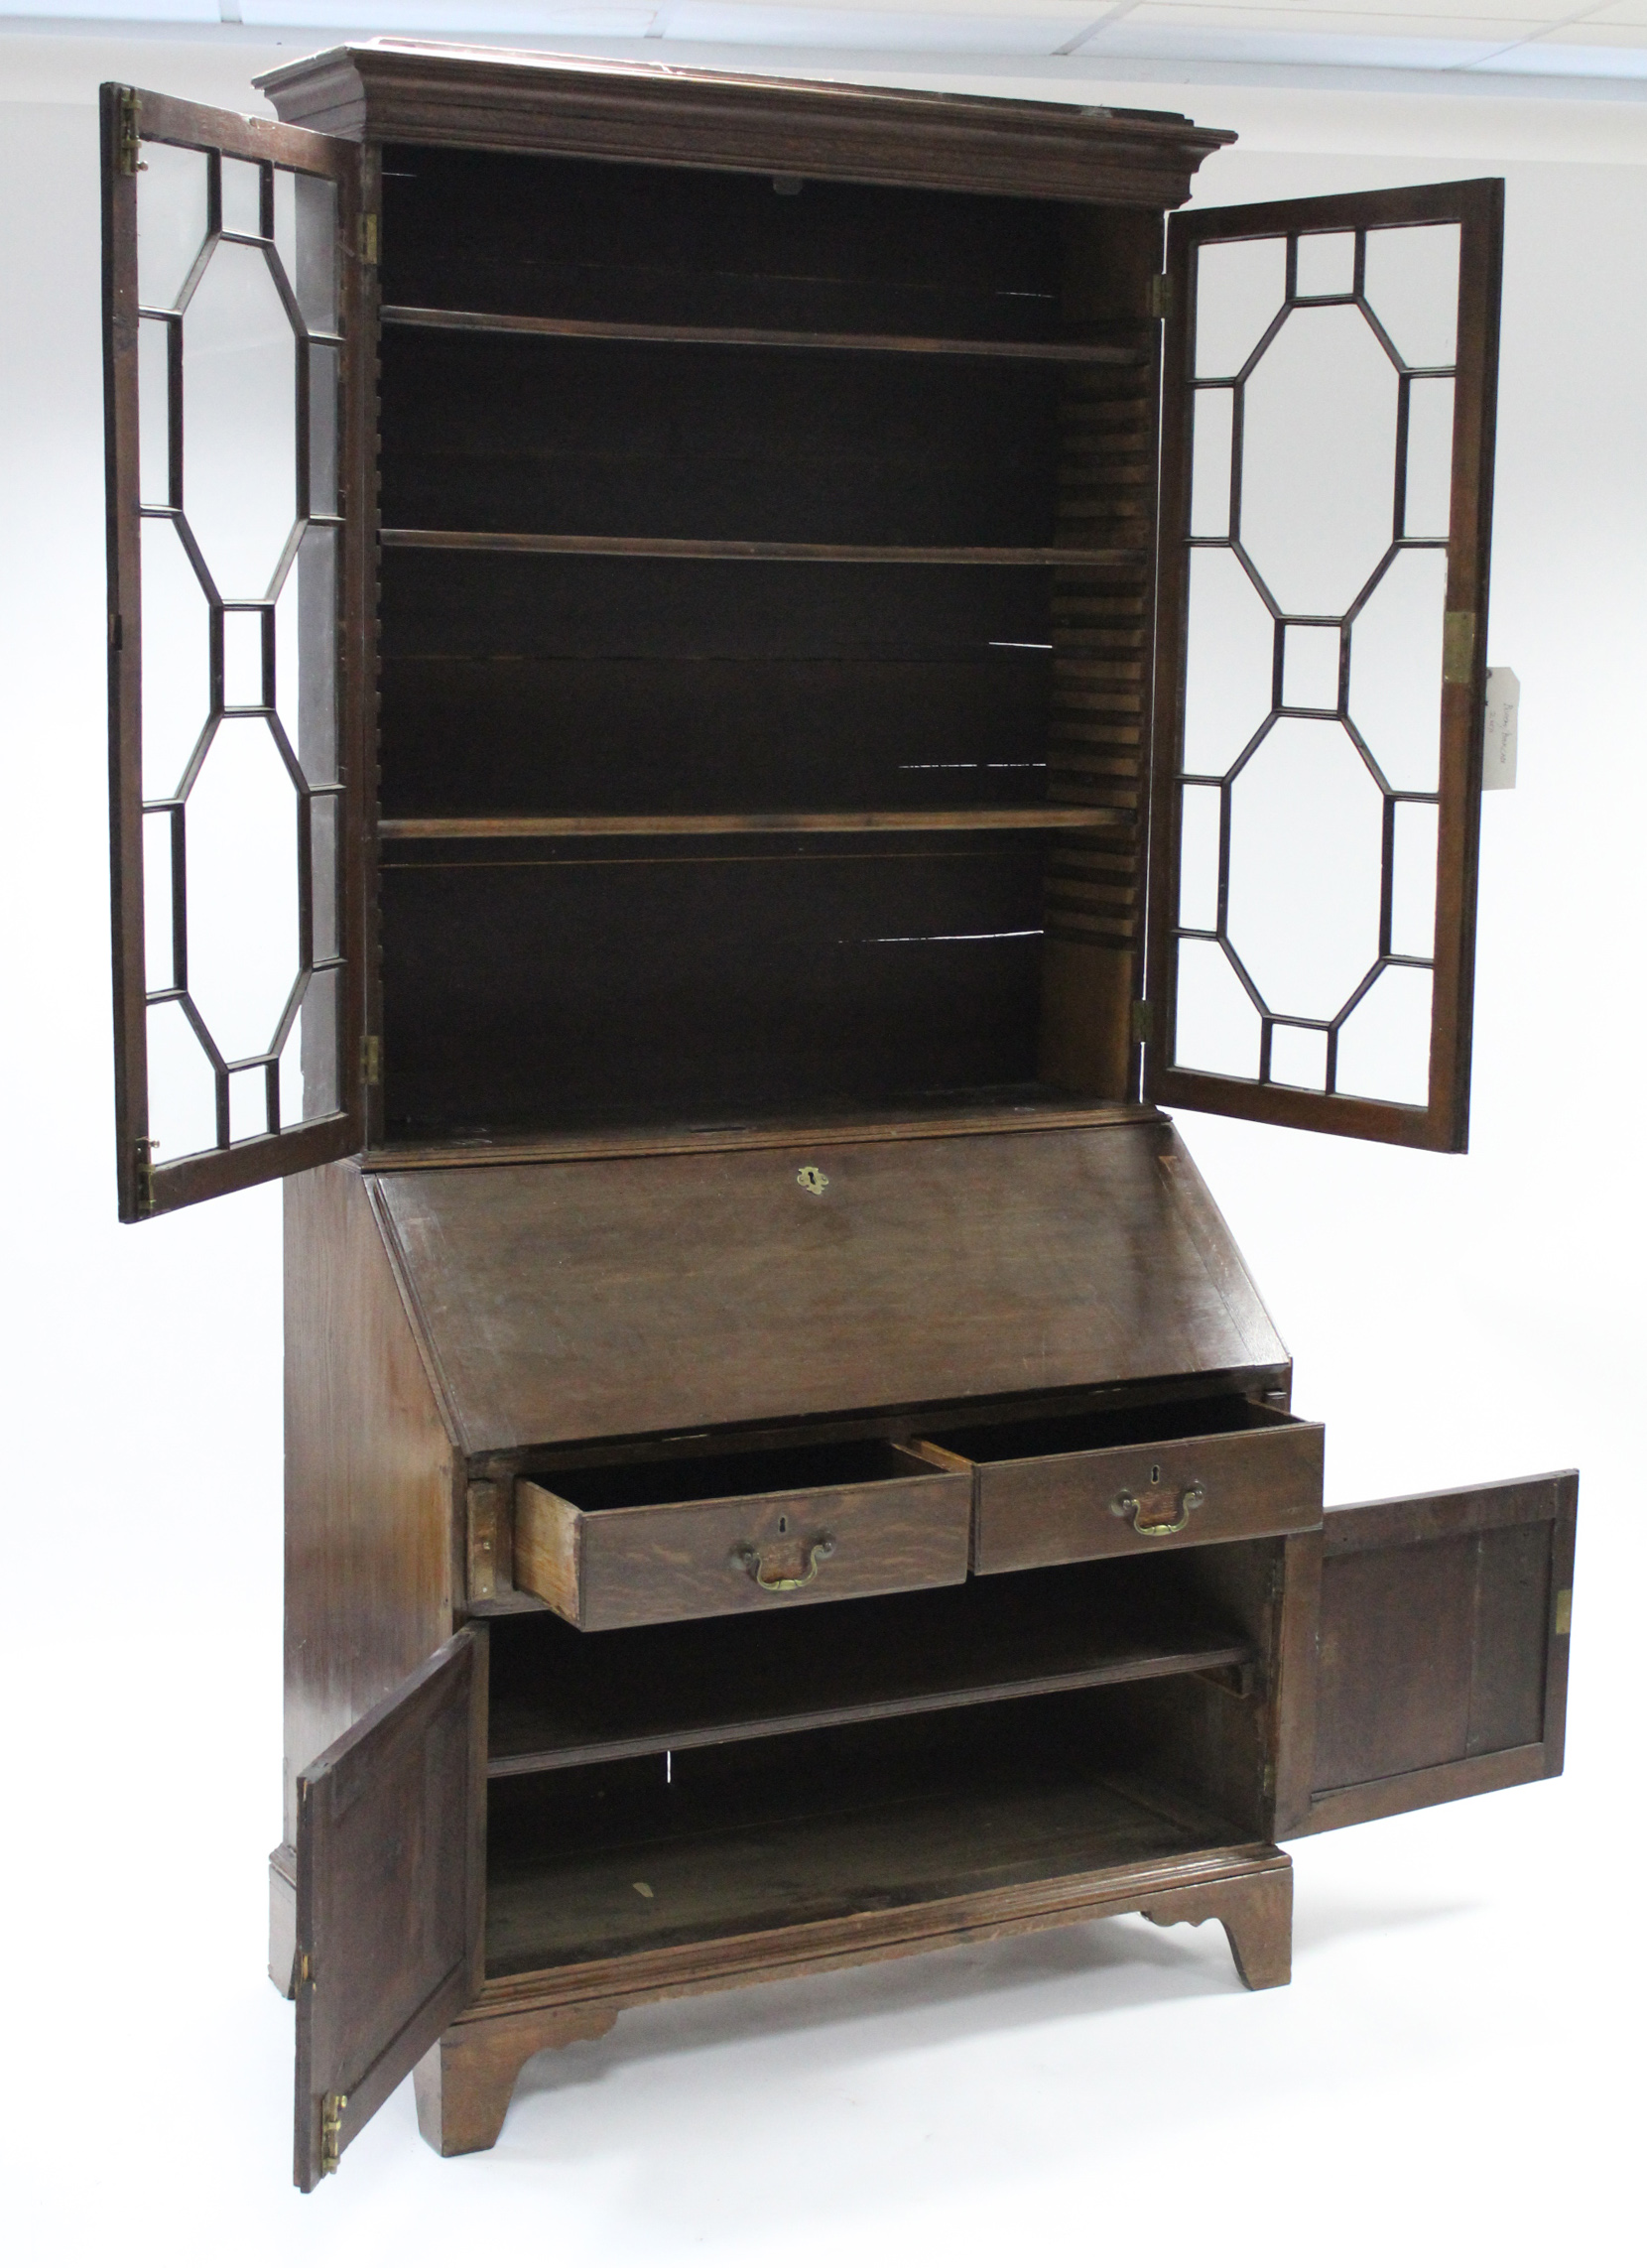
[379,530,1147,567]
[381,303,1149,365]
[378,808,1127,842]
[487,1560,1255,1779]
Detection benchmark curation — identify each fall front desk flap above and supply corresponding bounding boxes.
[368,1118,1287,1456]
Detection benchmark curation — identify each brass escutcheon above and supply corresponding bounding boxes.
[797,1165,828,1196]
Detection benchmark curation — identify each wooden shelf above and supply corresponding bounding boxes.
[379,808,1125,842]
[381,303,1147,366]
[487,1562,1253,1779]
[380,528,1146,567]
[485,1753,1239,1976]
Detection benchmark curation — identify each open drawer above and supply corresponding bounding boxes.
[918,1395,1325,1574]
[512,1439,970,1631]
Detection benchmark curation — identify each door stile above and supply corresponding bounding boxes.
[351,138,385,1152]
[1426,188,1503,1151]
[103,85,147,1225]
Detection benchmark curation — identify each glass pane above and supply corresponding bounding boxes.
[1173,938,1260,1077]
[1270,1023,1327,1090]
[1404,376,1455,542]
[183,716,302,1067]
[295,173,340,333]
[143,810,177,993]
[282,962,340,1129]
[1296,231,1354,299]
[220,154,264,239]
[138,317,173,509]
[1282,624,1339,711]
[229,1064,271,1142]
[1195,237,1286,381]
[1183,549,1274,778]
[1389,800,1440,960]
[139,515,211,802]
[1190,387,1233,541]
[1178,783,1221,932]
[136,141,208,312]
[1336,963,1432,1104]
[307,341,339,519]
[1240,304,1399,616]
[1363,223,1459,370]
[1226,718,1383,1022]
[1348,549,1448,794]
[181,238,299,601]
[273,523,338,784]
[147,997,218,1162]
[310,793,339,964]
[222,608,265,709]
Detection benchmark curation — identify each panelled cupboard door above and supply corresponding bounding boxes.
[294,1626,487,2191]
[1279,1471,1576,1837]
[1148,181,1503,1152]
[101,85,366,1221]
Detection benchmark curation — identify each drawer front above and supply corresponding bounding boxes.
[968,1418,1325,1575]
[520,1466,972,1631]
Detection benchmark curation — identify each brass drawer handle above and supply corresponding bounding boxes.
[729,1535,835,1591]
[1111,1484,1204,1537]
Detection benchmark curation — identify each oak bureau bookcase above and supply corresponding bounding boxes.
[99,43,1578,2191]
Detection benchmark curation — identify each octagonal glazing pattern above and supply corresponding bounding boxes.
[1170,215,1464,1108]
[131,134,344,1167]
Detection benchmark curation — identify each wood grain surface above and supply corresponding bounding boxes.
[370,1120,1289,1454]
[515,1446,969,1630]
[947,1398,1325,1573]
[283,1161,461,1845]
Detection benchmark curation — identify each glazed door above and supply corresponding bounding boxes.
[1147,182,1502,1151]
[102,86,366,1220]
[1276,1471,1575,1837]
[294,1625,488,2191]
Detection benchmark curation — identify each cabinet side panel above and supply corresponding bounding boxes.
[284,1158,459,1843]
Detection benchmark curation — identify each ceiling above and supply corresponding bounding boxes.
[5,0,1646,83]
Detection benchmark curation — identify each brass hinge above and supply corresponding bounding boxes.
[361,1033,382,1085]
[116,89,145,178]
[1147,272,1173,320]
[358,212,379,265]
[1261,1763,1277,1798]
[319,2090,348,2177]
[1555,1587,1573,1636]
[1443,610,1476,685]
[1131,997,1155,1047]
[134,1136,158,1216]
[297,1949,315,1990]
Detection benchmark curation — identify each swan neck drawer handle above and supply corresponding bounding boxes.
[730,1535,836,1591]
[1111,1484,1205,1537]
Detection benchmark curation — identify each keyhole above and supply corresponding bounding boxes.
[778,1515,789,1534]
[1150,1463,1161,1485]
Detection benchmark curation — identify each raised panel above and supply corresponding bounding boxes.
[1289,1471,1576,1836]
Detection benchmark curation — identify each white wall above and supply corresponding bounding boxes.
[0,34,1636,2265]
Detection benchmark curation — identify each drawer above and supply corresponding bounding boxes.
[919,1396,1325,1575]
[512,1440,970,1632]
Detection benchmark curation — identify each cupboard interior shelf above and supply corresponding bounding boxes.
[484,1709,1244,1977]
[378,529,1147,567]
[486,1559,1253,1779]
[378,808,1127,841]
[379,303,1149,365]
